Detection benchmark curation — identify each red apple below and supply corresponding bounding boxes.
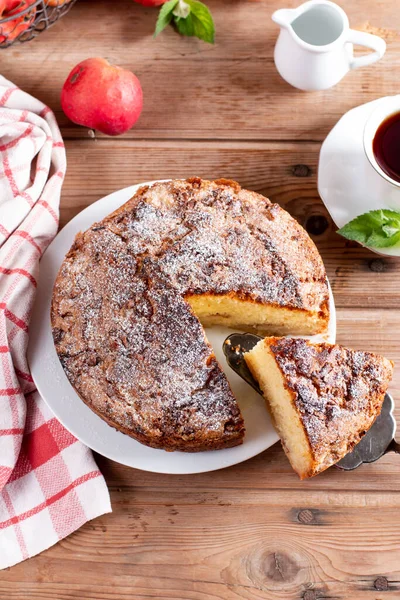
[0,0,36,44]
[61,58,143,136]
[132,0,166,5]
[45,0,72,6]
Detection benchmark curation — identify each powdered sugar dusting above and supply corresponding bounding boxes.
[52,179,328,450]
[270,337,393,461]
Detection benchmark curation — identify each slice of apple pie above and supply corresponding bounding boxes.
[245,337,393,478]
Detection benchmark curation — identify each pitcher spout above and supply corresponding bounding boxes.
[271,8,296,28]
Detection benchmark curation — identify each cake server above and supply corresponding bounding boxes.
[223,332,399,470]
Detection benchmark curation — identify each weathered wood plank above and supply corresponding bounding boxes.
[3,0,400,597]
[2,0,399,141]
[59,139,400,309]
[3,488,400,599]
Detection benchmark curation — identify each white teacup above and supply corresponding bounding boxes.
[318,96,400,256]
[364,95,400,189]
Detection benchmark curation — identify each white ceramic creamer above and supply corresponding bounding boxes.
[272,0,386,91]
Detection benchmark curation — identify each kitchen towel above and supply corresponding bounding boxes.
[0,75,111,570]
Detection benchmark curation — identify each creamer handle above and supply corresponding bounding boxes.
[347,29,386,70]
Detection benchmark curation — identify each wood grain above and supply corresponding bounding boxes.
[2,0,400,598]
[2,308,400,600]
[3,488,400,600]
[2,0,400,141]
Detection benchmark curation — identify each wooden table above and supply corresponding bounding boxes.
[2,1,400,598]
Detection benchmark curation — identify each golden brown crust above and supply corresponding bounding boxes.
[74,384,243,452]
[51,178,329,452]
[266,337,394,477]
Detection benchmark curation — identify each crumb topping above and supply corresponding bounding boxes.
[270,337,393,461]
[52,178,329,451]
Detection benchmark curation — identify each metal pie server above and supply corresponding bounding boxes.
[223,332,399,470]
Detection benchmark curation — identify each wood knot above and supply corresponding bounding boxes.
[305,215,329,236]
[297,509,316,525]
[374,576,389,591]
[292,164,312,177]
[369,258,388,273]
[243,546,305,592]
[303,591,318,600]
[264,552,300,582]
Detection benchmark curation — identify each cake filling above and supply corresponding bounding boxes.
[245,339,312,476]
[245,336,393,478]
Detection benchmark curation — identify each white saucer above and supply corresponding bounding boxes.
[318,97,400,257]
[28,182,336,474]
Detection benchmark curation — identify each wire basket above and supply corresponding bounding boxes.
[0,0,78,48]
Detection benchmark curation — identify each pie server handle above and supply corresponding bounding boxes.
[222,333,397,471]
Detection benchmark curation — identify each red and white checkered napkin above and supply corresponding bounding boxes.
[0,76,111,570]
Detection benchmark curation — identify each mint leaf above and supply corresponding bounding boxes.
[382,223,400,237]
[154,0,215,43]
[175,12,195,36]
[154,0,179,37]
[366,229,400,248]
[337,209,400,248]
[186,0,215,43]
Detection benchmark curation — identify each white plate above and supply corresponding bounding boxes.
[28,182,336,474]
[318,96,400,257]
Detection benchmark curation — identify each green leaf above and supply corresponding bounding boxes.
[186,0,215,43]
[154,0,179,37]
[175,12,195,36]
[382,223,400,237]
[154,0,215,44]
[337,209,400,248]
